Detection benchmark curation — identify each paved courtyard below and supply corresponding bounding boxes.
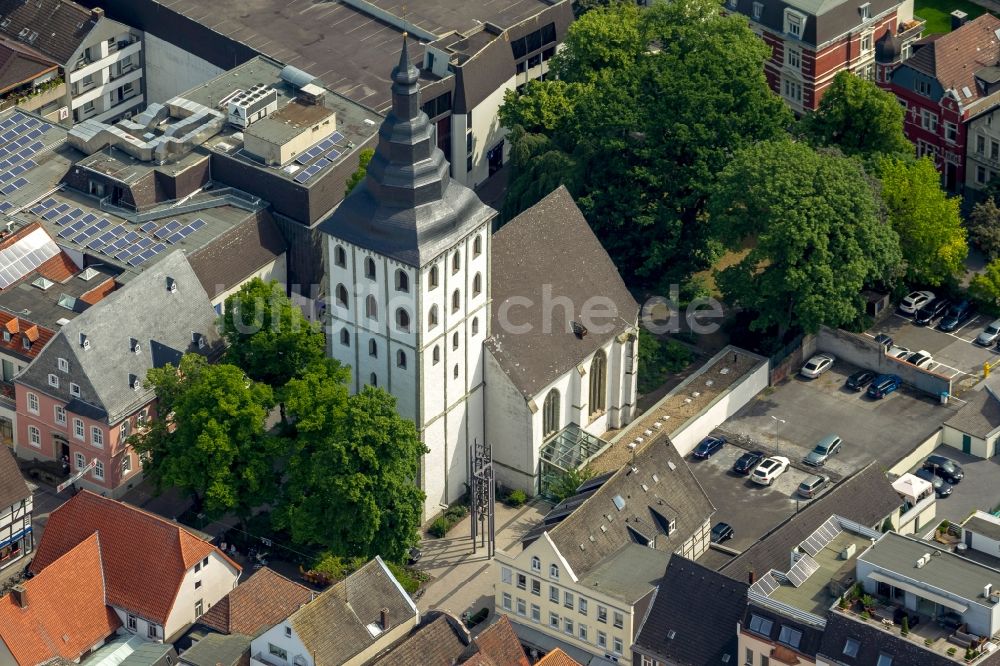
[910,445,1000,535]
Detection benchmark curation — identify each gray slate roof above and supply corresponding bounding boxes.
[287,556,417,665]
[0,0,98,64]
[188,211,287,300]
[17,251,223,423]
[0,445,29,510]
[178,633,250,666]
[485,186,640,399]
[964,515,1000,542]
[545,435,714,584]
[633,557,748,666]
[719,462,900,582]
[727,0,902,48]
[943,388,1000,439]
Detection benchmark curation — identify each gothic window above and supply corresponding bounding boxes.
[369,339,378,357]
[543,390,560,438]
[473,235,482,257]
[428,305,439,329]
[334,245,346,267]
[366,295,378,320]
[472,317,479,336]
[340,329,350,346]
[396,270,409,293]
[452,332,459,350]
[397,350,407,369]
[336,284,349,308]
[396,308,411,332]
[452,252,461,274]
[433,345,440,364]
[452,289,460,313]
[453,364,459,379]
[589,350,607,417]
[370,373,378,387]
[473,272,482,297]
[365,257,376,280]
[429,266,439,289]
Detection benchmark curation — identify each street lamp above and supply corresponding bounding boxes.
[770,416,786,456]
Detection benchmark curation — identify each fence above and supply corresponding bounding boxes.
[768,334,816,385]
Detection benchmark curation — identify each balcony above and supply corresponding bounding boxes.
[898,18,926,43]
[69,40,141,84]
[0,78,65,114]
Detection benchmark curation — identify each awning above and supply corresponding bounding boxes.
[0,525,31,551]
[867,572,969,612]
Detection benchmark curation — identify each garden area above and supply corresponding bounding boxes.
[915,0,990,34]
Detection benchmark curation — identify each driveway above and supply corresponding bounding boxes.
[911,445,1000,533]
[722,361,958,480]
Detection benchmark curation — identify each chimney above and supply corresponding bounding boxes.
[11,584,26,609]
[166,277,177,293]
[986,583,993,599]
[748,570,756,585]
[380,608,389,630]
[951,9,968,30]
[90,7,104,21]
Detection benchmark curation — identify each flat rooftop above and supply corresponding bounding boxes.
[181,57,382,185]
[0,263,119,331]
[770,530,869,616]
[577,544,671,604]
[75,145,207,186]
[859,532,1000,603]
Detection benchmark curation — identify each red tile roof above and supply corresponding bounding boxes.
[904,14,1000,107]
[199,567,313,637]
[36,252,79,284]
[0,532,120,666]
[29,490,240,624]
[534,648,582,666]
[79,277,116,305]
[0,312,53,359]
[464,616,530,666]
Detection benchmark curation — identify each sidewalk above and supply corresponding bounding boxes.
[414,499,547,631]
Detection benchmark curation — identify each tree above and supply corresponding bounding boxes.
[132,354,276,519]
[801,71,912,160]
[970,260,1000,312]
[220,278,326,391]
[968,198,1000,261]
[876,156,967,285]
[345,148,374,196]
[549,3,644,82]
[548,467,596,503]
[275,362,426,563]
[709,140,901,335]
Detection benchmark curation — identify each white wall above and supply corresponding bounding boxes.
[209,254,287,311]
[142,32,225,104]
[165,550,239,639]
[465,80,513,188]
[485,351,534,492]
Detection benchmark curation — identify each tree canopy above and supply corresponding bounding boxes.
[709,140,901,335]
[968,198,1000,262]
[970,259,1000,313]
[345,148,374,197]
[876,156,967,286]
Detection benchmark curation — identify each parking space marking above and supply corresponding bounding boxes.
[889,312,994,349]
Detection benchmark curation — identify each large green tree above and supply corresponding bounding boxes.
[970,259,1000,312]
[133,354,276,519]
[709,140,901,335]
[275,360,426,563]
[220,278,326,390]
[968,198,1000,261]
[876,156,967,285]
[345,148,374,196]
[499,0,791,286]
[801,71,913,160]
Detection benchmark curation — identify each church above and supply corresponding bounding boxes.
[319,39,639,517]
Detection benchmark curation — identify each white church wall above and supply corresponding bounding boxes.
[485,350,535,492]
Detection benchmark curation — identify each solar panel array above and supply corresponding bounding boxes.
[0,226,60,289]
[0,112,49,197]
[31,197,209,268]
[751,572,780,597]
[786,553,820,588]
[291,131,346,184]
[800,516,843,557]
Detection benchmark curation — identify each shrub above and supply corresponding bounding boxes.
[548,467,596,503]
[901,615,909,635]
[506,489,527,507]
[445,504,469,521]
[385,561,426,594]
[312,553,366,582]
[860,611,870,620]
[948,646,958,656]
[429,517,451,538]
[637,328,694,394]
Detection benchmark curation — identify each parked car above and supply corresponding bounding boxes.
[732,450,766,475]
[800,353,835,379]
[923,454,964,483]
[803,435,842,467]
[899,290,935,314]
[913,297,950,326]
[710,522,734,544]
[867,374,901,399]
[752,456,790,486]
[873,333,893,352]
[914,468,953,498]
[797,474,828,499]
[938,300,973,332]
[905,350,934,369]
[845,369,876,391]
[692,435,727,459]
[886,345,910,360]
[976,319,1000,346]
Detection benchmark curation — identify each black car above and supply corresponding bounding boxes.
[913,298,949,325]
[939,300,973,332]
[732,450,766,475]
[873,333,893,352]
[692,435,726,459]
[914,468,953,497]
[710,522,734,543]
[845,369,876,391]
[923,455,964,483]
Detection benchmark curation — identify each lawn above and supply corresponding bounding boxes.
[915,0,990,34]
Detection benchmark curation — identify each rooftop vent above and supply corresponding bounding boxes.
[129,373,140,391]
[130,338,140,354]
[57,294,77,311]
[166,277,177,293]
[280,65,317,90]
[667,629,676,640]
[571,321,588,338]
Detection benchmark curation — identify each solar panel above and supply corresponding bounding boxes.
[29,142,42,152]
[93,218,110,231]
[108,237,129,251]
[326,149,341,161]
[134,237,153,250]
[68,208,84,218]
[95,231,117,245]
[306,147,323,159]
[40,123,51,132]
[15,136,29,147]
[295,154,311,165]
[752,573,780,597]
[115,249,134,262]
[42,198,55,207]
[30,204,46,215]
[189,218,206,230]
[0,184,15,195]
[24,117,38,127]
[42,209,60,221]
[86,237,107,251]
[12,123,27,134]
[105,225,126,239]
[314,158,331,169]
[167,231,185,244]
[58,226,78,238]
[26,129,41,140]
[72,230,95,244]
[800,516,842,557]
[154,220,181,238]
[127,253,147,267]
[20,159,35,170]
[123,232,141,243]
[12,177,27,189]
[137,249,156,263]
[786,554,820,588]
[54,203,69,213]
[293,171,310,184]
[1,131,15,143]
[9,164,25,176]
[329,131,345,144]
[0,201,11,212]
[139,221,157,233]
[318,138,334,151]
[81,213,97,224]
[150,243,166,254]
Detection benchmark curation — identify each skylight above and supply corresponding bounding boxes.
[31,276,53,290]
[612,494,626,511]
[57,294,77,311]
[78,267,100,281]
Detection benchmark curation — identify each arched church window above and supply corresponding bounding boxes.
[334,245,347,268]
[396,308,410,332]
[473,273,482,297]
[397,350,407,369]
[429,266,439,289]
[452,332,459,350]
[589,350,607,418]
[452,289,460,313]
[365,257,376,280]
[369,339,378,358]
[366,295,378,320]
[370,373,378,387]
[472,317,479,336]
[473,235,482,257]
[452,252,460,274]
[543,390,560,437]
[433,345,440,364]
[340,329,350,346]
[453,364,459,379]
[428,305,439,329]
[335,284,349,308]
[396,270,409,293]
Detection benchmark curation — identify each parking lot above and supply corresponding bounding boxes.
[909,445,1000,535]
[868,311,1000,391]
[689,443,818,553]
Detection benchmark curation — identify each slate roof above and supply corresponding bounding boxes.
[741,604,825,657]
[943,387,1000,438]
[485,186,640,399]
[17,251,223,423]
[188,211,287,301]
[902,14,1000,106]
[29,490,238,625]
[199,567,313,637]
[0,532,120,666]
[727,0,903,48]
[0,0,98,65]
[543,435,714,584]
[462,615,529,666]
[719,462,900,582]
[0,39,56,93]
[178,633,251,666]
[371,612,469,666]
[285,556,417,665]
[633,557,749,666]
[0,444,29,510]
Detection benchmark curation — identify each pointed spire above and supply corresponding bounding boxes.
[393,33,419,86]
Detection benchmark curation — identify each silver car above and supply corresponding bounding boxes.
[803,434,842,467]
[977,319,1000,346]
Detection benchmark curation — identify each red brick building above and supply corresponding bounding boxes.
[726,0,924,113]
[877,13,1000,192]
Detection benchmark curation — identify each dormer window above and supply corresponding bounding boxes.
[166,277,177,293]
[58,357,69,372]
[130,338,141,354]
[129,373,140,391]
[784,9,805,37]
[859,2,871,19]
[2,331,8,342]
[21,337,29,350]
[48,373,58,388]
[80,333,90,350]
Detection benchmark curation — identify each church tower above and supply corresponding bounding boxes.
[319,37,496,518]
